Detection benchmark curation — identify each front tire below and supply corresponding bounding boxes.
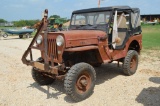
[32,68,55,85]
[123,50,139,76]
[64,63,96,102]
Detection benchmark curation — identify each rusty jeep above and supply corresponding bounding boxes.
[22,6,142,101]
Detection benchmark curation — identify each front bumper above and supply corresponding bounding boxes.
[30,61,58,74]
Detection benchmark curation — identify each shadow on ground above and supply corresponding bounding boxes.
[149,77,160,84]
[136,77,160,106]
[28,63,124,103]
[28,80,65,99]
[95,63,123,85]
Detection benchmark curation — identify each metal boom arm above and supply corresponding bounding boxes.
[21,9,48,65]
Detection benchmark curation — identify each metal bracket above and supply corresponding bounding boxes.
[21,9,49,67]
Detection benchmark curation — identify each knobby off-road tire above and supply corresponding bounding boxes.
[32,68,55,85]
[64,63,96,102]
[123,50,139,76]
[31,58,55,85]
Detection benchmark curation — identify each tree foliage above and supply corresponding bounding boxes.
[13,19,40,27]
[0,19,7,23]
[49,15,61,19]
[1,14,69,27]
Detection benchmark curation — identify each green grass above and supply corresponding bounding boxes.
[142,25,160,50]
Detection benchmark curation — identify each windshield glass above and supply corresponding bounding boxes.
[70,11,111,31]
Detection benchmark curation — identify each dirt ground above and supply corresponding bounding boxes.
[0,36,160,106]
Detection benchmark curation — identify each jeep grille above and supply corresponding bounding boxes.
[47,38,58,60]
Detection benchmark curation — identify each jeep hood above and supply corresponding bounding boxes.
[55,30,107,48]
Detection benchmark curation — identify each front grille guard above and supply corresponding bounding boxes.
[21,9,50,72]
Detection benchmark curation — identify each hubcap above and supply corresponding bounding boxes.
[76,71,91,94]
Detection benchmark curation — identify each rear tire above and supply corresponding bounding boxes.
[123,50,138,76]
[64,63,96,102]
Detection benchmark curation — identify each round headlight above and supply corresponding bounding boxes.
[36,35,43,44]
[56,35,64,46]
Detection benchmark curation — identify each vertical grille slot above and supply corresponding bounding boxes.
[47,39,58,60]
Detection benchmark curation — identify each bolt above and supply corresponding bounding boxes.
[80,80,88,86]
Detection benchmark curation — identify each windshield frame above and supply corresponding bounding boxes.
[69,11,112,32]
